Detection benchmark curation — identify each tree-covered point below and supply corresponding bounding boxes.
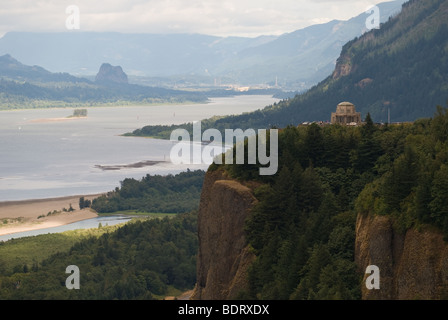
[91,169,205,214]
[220,106,448,300]
[356,106,448,236]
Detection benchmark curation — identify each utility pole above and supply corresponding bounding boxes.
[388,107,390,124]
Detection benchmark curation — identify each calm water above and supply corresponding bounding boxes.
[0,95,278,201]
[0,215,131,242]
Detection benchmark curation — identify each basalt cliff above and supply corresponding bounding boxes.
[356,212,448,300]
[191,170,448,300]
[191,170,257,300]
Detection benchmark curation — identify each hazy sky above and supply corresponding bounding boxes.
[0,0,397,38]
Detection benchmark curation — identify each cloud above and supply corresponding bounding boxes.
[0,0,396,37]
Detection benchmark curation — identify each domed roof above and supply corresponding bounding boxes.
[337,101,354,106]
[335,101,357,115]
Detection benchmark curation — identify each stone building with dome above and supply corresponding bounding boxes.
[331,102,361,125]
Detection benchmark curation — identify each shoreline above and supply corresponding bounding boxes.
[28,116,87,123]
[0,99,211,113]
[0,194,103,236]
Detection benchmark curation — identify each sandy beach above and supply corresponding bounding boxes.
[0,194,101,236]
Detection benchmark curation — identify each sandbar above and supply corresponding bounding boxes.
[94,160,166,171]
[29,116,87,123]
[0,194,101,236]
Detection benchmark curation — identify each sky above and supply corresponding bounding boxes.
[0,0,397,38]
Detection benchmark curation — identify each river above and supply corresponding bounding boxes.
[0,215,132,242]
[0,95,278,201]
[0,95,278,240]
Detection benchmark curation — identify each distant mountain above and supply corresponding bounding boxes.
[213,0,406,89]
[0,55,206,109]
[225,0,448,123]
[0,1,405,90]
[0,54,89,84]
[0,32,271,80]
[273,0,448,123]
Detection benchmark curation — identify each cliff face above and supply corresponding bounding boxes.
[191,170,257,300]
[331,53,353,80]
[193,170,448,300]
[355,212,448,299]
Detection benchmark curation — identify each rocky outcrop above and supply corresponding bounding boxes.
[356,212,448,299]
[95,63,128,85]
[331,53,353,80]
[191,170,257,300]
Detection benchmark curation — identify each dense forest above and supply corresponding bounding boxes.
[91,170,205,214]
[0,212,198,299]
[209,105,448,299]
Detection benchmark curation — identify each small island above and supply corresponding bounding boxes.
[68,108,88,118]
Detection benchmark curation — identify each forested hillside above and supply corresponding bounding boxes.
[212,105,448,299]
[91,170,205,214]
[0,171,205,299]
[131,0,448,138]
[232,0,448,124]
[0,212,198,299]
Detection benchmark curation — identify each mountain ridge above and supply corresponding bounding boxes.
[129,0,448,141]
[0,53,89,84]
[0,54,207,108]
[0,0,405,90]
[207,0,448,125]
